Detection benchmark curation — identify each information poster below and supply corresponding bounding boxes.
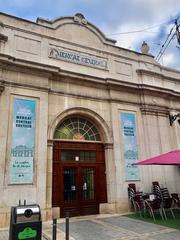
[120,112,140,181]
[9,98,36,184]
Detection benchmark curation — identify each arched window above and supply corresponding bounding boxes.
[54,117,101,141]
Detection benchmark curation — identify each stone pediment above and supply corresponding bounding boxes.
[36,13,116,48]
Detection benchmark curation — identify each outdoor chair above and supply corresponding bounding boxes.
[171,193,180,208]
[128,183,143,210]
[133,194,145,217]
[162,197,175,220]
[152,181,160,187]
[128,183,145,213]
[152,182,162,199]
[128,183,136,193]
[152,182,170,200]
[160,187,170,199]
[128,184,136,210]
[152,183,174,219]
[144,198,164,221]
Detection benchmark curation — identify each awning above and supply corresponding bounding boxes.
[133,150,180,165]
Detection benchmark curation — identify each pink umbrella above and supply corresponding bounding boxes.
[133,150,180,165]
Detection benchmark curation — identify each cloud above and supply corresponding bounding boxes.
[100,2,180,70]
[108,22,159,51]
[162,53,175,66]
[5,0,33,8]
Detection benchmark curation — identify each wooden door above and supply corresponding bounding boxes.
[52,141,107,217]
[61,166,97,217]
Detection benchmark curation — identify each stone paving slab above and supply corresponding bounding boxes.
[151,230,180,240]
[57,215,180,240]
[59,220,130,240]
[102,216,166,233]
[0,230,9,240]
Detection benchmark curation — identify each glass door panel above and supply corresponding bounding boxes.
[61,150,96,162]
[63,168,77,203]
[82,168,95,200]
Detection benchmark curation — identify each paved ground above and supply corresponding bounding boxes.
[1,214,180,240]
[42,214,180,240]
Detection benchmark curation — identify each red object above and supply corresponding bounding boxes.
[133,150,180,165]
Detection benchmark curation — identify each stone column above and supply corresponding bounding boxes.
[46,140,53,220]
[105,143,116,202]
[100,143,116,214]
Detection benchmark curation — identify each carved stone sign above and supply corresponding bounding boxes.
[49,47,108,70]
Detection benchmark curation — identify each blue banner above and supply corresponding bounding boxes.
[120,112,140,181]
[9,98,36,184]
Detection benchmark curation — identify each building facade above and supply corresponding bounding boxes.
[0,12,180,227]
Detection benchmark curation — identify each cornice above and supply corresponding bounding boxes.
[53,69,107,86]
[104,143,114,149]
[107,78,180,99]
[106,78,139,91]
[1,75,180,116]
[136,69,180,82]
[0,33,8,42]
[2,79,50,93]
[0,84,4,94]
[0,53,180,101]
[0,53,60,76]
[140,104,170,116]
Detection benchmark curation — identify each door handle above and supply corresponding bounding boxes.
[83,182,87,190]
[71,185,76,191]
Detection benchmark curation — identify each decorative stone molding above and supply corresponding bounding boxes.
[0,53,60,76]
[47,139,54,147]
[74,13,87,25]
[0,21,3,28]
[35,14,116,45]
[137,69,179,82]
[0,21,8,43]
[104,143,114,149]
[0,81,5,94]
[0,86,4,94]
[140,104,169,116]
[0,33,8,42]
[48,107,113,144]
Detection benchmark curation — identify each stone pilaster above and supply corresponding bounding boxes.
[46,140,53,209]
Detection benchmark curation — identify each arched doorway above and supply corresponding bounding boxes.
[52,116,107,217]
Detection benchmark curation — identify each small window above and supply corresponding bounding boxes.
[61,150,96,162]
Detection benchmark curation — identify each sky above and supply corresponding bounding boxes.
[0,0,179,70]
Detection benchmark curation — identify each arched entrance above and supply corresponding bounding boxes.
[52,116,107,217]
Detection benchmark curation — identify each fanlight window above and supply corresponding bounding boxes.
[54,117,101,141]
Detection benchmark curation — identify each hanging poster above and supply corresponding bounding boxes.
[9,98,36,184]
[120,112,140,181]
